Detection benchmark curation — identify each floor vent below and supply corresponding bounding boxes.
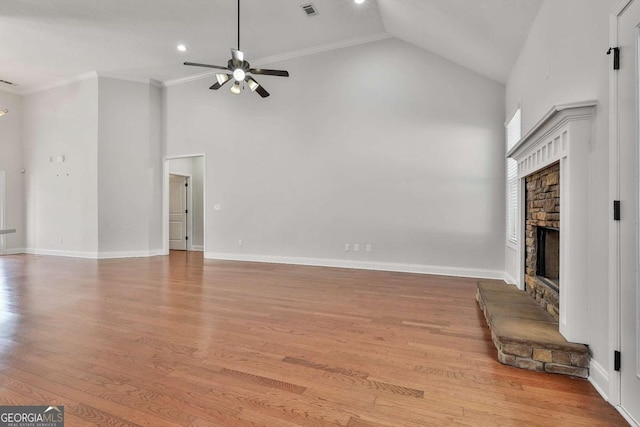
[301,3,318,16]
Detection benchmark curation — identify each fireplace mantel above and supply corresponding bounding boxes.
[507,100,596,344]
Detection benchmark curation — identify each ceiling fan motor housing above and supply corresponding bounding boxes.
[228,59,250,73]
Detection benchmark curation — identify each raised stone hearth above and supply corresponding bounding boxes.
[476,281,588,378]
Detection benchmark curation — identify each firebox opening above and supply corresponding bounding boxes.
[536,227,559,292]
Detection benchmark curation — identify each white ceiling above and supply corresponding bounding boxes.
[0,0,542,94]
[378,0,543,83]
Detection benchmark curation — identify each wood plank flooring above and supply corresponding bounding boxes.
[0,252,626,426]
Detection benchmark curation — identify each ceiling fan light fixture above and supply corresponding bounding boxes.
[246,77,260,92]
[354,0,365,4]
[0,109,7,117]
[216,74,230,85]
[233,68,246,81]
[230,81,242,95]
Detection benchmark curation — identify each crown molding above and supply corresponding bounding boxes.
[18,72,164,95]
[13,32,394,93]
[163,32,393,88]
[251,32,393,67]
[98,73,164,88]
[20,71,98,95]
[0,84,21,95]
[611,0,633,16]
[162,70,218,88]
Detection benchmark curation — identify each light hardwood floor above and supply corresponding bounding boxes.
[0,252,627,426]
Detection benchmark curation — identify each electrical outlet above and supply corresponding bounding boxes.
[365,244,372,252]
[344,243,350,252]
[353,244,360,252]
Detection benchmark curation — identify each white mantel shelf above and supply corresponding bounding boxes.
[508,100,597,345]
[507,100,598,160]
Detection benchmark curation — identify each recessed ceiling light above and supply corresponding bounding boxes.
[177,44,187,52]
[354,0,365,4]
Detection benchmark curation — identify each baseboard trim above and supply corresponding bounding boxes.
[22,248,164,259]
[204,252,505,280]
[588,359,610,402]
[24,248,98,259]
[190,245,204,252]
[3,247,26,255]
[616,407,640,427]
[97,250,165,259]
[503,271,517,285]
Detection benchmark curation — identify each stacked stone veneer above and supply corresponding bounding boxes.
[525,162,560,320]
[476,282,589,378]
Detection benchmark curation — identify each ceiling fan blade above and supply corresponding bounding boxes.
[231,49,244,67]
[249,68,289,77]
[255,85,270,98]
[245,76,269,97]
[210,74,231,90]
[184,62,229,71]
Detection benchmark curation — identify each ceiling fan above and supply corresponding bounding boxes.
[184,0,289,98]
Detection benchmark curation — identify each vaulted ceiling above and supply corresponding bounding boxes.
[0,0,542,94]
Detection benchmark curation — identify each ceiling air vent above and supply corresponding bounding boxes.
[0,79,15,86]
[301,3,318,17]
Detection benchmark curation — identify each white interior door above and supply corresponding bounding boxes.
[618,0,640,423]
[169,175,187,250]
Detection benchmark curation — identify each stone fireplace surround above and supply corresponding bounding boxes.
[507,101,596,345]
[525,162,560,321]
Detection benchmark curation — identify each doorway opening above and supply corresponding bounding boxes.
[169,174,189,250]
[164,155,205,254]
[0,171,5,254]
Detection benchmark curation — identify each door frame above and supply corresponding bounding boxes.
[163,154,206,255]
[609,1,639,424]
[0,171,5,255]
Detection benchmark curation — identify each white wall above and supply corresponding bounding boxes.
[192,156,204,249]
[0,90,24,252]
[168,158,194,176]
[166,38,506,275]
[23,78,99,255]
[505,0,615,386]
[19,76,162,258]
[97,77,163,255]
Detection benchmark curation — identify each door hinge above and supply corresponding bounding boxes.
[185,236,189,241]
[185,209,188,214]
[614,351,621,371]
[185,182,188,187]
[613,200,621,221]
[607,47,620,70]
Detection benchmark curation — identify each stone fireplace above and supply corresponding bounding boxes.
[524,162,560,320]
[507,101,596,344]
